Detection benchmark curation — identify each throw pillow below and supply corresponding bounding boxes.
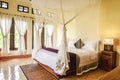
[74,39,84,49]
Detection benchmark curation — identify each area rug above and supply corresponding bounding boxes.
[20,63,58,80]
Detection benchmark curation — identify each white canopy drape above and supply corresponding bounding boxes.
[55,25,70,75]
[31,0,70,75]
[46,24,54,47]
[14,17,29,54]
[54,0,70,75]
[32,21,42,58]
[0,14,12,54]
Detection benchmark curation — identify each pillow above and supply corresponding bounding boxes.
[68,39,76,48]
[74,39,84,49]
[82,40,97,51]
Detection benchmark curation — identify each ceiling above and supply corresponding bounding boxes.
[30,0,100,11]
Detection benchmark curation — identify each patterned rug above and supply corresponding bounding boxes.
[20,63,107,80]
[20,63,58,80]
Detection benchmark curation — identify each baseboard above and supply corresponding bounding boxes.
[0,54,31,60]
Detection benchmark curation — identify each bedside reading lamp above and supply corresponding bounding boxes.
[103,38,119,51]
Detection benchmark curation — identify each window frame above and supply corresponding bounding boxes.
[0,1,8,9]
[18,5,29,13]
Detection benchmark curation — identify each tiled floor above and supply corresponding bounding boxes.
[0,57,35,80]
[0,57,107,80]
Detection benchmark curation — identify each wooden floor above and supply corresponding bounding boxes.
[0,56,107,80]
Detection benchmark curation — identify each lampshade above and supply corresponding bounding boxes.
[103,38,114,45]
[103,38,119,51]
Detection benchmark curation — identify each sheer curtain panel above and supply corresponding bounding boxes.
[45,24,53,47]
[32,22,42,58]
[0,14,12,54]
[55,25,70,75]
[14,17,29,54]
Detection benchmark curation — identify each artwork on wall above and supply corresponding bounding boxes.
[18,5,29,13]
[0,1,8,9]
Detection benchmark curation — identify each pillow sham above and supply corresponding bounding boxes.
[82,40,97,51]
[68,40,76,48]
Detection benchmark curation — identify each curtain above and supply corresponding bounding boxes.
[14,17,29,54]
[54,0,70,75]
[0,14,12,54]
[55,25,70,75]
[32,21,42,58]
[45,24,53,47]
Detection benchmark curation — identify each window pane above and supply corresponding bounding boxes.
[8,33,10,49]
[24,7,28,12]
[18,6,23,11]
[15,27,19,48]
[2,2,8,8]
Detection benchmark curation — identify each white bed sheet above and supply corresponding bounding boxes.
[68,48,98,67]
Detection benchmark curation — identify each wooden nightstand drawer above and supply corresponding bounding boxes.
[99,51,116,71]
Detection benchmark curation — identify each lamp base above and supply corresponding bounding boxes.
[104,45,113,51]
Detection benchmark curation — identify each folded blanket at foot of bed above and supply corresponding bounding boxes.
[99,66,120,80]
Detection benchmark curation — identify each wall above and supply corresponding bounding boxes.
[74,2,100,41]
[56,0,100,48]
[63,0,100,42]
[99,0,120,66]
[99,0,120,39]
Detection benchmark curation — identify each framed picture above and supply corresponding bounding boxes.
[18,5,29,13]
[0,1,8,9]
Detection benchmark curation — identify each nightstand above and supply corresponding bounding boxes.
[99,51,116,71]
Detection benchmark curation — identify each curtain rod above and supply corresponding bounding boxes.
[0,12,35,19]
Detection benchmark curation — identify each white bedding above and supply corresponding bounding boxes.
[34,48,98,75]
[68,48,98,67]
[34,49,57,71]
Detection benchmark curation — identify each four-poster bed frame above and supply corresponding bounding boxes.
[32,0,99,78]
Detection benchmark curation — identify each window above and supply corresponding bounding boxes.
[32,8,41,15]
[0,1,8,9]
[32,21,44,49]
[10,18,27,50]
[18,5,29,13]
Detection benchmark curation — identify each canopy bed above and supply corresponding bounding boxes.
[31,0,99,77]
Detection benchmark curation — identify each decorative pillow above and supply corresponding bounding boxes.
[82,40,97,51]
[68,40,76,48]
[74,39,84,49]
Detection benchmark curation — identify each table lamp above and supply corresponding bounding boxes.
[103,38,119,51]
